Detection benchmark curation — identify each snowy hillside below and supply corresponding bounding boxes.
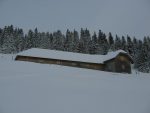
[0,54,150,113]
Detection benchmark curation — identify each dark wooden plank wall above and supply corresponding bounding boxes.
[15,53,132,73]
[15,55,105,71]
[115,55,131,73]
[104,54,132,73]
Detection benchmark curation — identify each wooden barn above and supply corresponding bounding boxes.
[15,48,133,73]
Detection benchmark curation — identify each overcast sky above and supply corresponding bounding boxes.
[0,0,150,38]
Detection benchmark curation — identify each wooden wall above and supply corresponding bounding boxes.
[104,54,131,73]
[15,53,132,73]
[15,55,105,71]
[105,60,116,72]
[115,55,131,73]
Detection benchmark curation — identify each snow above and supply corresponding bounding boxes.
[17,48,127,64]
[0,54,150,113]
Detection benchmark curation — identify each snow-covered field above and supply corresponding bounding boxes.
[0,54,150,113]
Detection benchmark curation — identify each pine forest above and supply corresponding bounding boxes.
[0,25,150,73]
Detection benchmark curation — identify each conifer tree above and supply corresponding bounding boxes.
[0,28,3,52]
[33,28,40,48]
[97,30,108,54]
[64,29,74,52]
[72,30,79,52]
[52,30,64,50]
[89,32,98,54]
[115,35,122,50]
[108,32,115,51]
[49,33,53,49]
[26,29,34,49]
[121,36,127,51]
[13,28,24,52]
[127,35,133,56]
[80,28,91,53]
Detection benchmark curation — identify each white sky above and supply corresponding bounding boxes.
[0,0,150,38]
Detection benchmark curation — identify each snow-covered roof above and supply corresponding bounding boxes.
[17,48,128,64]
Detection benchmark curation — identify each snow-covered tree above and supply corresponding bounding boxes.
[115,35,122,50]
[121,36,127,51]
[89,32,98,54]
[97,30,109,54]
[13,28,24,52]
[26,30,34,49]
[80,28,91,53]
[127,35,134,55]
[64,29,74,52]
[52,30,64,50]
[2,33,16,53]
[108,32,115,51]
[72,30,79,52]
[135,37,150,73]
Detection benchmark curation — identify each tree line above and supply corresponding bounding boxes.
[0,25,150,73]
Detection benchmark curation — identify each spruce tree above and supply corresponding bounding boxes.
[108,32,115,51]
[26,30,34,49]
[33,28,40,48]
[80,28,91,53]
[115,35,122,50]
[89,32,98,54]
[72,30,79,52]
[0,28,3,52]
[127,35,134,56]
[97,30,108,54]
[13,28,24,52]
[52,30,64,50]
[121,36,127,51]
[64,29,74,52]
